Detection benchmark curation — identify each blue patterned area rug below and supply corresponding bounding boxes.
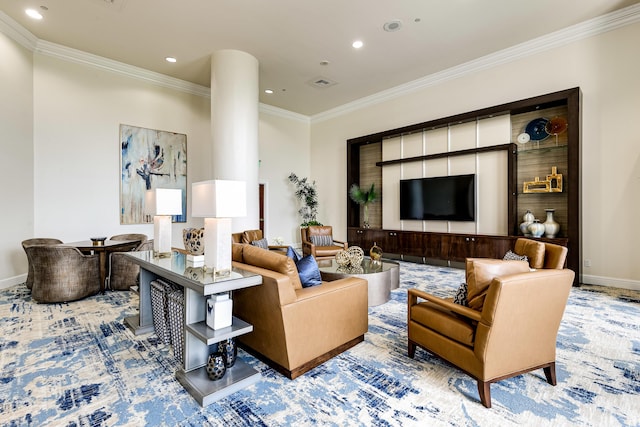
[1,262,639,426]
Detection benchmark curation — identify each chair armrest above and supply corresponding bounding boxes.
[333,239,348,249]
[408,288,482,322]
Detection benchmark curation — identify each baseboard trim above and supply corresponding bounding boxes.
[581,274,640,291]
[0,274,26,290]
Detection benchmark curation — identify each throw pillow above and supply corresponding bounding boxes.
[503,250,528,262]
[295,255,322,288]
[286,246,301,263]
[465,258,531,311]
[453,283,468,306]
[251,238,269,249]
[310,235,333,247]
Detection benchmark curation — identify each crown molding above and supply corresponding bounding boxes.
[34,40,211,97]
[311,3,640,123]
[259,103,310,124]
[0,11,37,50]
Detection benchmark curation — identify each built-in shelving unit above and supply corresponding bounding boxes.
[346,88,581,284]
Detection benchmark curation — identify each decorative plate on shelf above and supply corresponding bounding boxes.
[517,133,530,144]
[545,116,568,136]
[525,118,550,141]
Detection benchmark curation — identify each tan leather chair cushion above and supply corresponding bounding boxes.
[411,302,476,347]
[242,230,263,244]
[466,258,530,311]
[543,242,568,269]
[308,225,333,237]
[514,238,546,269]
[242,244,303,290]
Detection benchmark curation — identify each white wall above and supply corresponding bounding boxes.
[310,22,640,289]
[258,110,311,246]
[0,32,34,286]
[32,54,211,243]
[1,44,307,286]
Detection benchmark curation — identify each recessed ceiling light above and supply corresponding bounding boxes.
[165,57,177,63]
[352,40,363,49]
[264,89,274,94]
[320,60,330,66]
[25,9,43,20]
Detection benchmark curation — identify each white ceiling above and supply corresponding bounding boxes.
[1,0,639,116]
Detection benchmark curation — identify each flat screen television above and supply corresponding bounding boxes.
[400,174,475,221]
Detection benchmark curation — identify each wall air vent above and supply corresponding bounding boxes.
[307,77,338,89]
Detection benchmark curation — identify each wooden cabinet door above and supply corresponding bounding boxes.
[399,231,423,257]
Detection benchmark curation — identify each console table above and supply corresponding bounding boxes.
[123,250,262,406]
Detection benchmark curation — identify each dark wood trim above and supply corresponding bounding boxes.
[375,143,514,167]
[346,88,581,285]
[239,335,364,380]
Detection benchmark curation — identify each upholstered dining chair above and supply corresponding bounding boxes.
[26,245,101,303]
[109,233,147,243]
[107,239,154,290]
[21,238,63,290]
[407,258,575,408]
[301,226,348,260]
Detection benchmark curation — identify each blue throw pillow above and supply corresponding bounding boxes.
[295,255,322,288]
[286,246,301,263]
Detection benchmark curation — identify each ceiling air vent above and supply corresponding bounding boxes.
[307,77,337,89]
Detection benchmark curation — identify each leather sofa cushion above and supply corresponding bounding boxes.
[514,239,546,269]
[242,229,263,244]
[411,302,475,347]
[232,243,244,262]
[466,258,530,311]
[241,244,303,290]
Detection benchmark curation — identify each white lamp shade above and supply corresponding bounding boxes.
[144,188,183,216]
[191,180,246,218]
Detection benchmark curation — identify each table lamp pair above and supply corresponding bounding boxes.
[144,180,246,275]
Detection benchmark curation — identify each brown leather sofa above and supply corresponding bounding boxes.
[301,225,348,259]
[231,243,368,379]
[408,243,574,408]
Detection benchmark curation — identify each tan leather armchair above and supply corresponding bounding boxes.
[513,238,568,270]
[231,229,288,252]
[408,258,575,408]
[301,225,348,259]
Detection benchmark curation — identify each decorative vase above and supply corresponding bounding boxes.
[543,209,560,238]
[519,210,534,236]
[528,220,545,238]
[205,351,227,381]
[182,228,204,256]
[363,204,370,229]
[218,338,237,368]
[370,242,383,262]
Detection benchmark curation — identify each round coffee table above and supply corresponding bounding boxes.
[317,257,399,306]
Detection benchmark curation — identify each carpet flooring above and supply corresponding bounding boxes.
[0,262,639,426]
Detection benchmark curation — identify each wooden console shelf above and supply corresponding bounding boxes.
[347,88,580,284]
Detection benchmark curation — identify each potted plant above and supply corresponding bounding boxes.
[349,183,379,228]
[288,173,323,227]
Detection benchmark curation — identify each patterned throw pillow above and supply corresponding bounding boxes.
[251,238,269,249]
[503,250,528,263]
[310,235,333,247]
[453,283,468,306]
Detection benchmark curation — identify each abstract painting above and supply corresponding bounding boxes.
[120,124,187,224]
